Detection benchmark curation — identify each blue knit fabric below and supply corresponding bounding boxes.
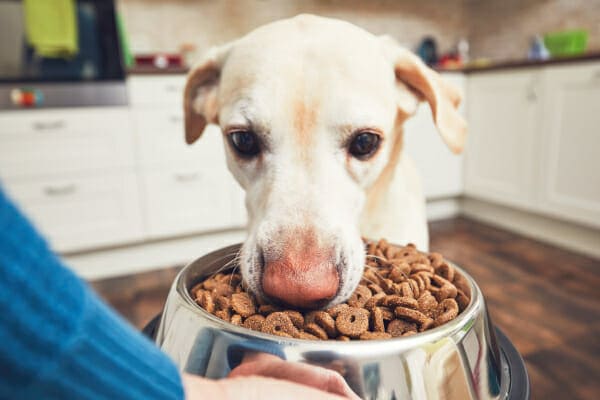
[0,186,184,399]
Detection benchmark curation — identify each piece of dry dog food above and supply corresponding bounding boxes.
[335,307,370,338]
[192,239,471,340]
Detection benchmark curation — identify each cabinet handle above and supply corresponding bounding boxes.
[32,120,66,131]
[44,184,77,196]
[526,87,537,102]
[173,172,200,182]
[168,115,183,124]
[164,84,181,93]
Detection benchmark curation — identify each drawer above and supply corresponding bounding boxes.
[0,108,135,179]
[4,172,145,252]
[133,109,225,167]
[128,76,186,106]
[141,167,241,238]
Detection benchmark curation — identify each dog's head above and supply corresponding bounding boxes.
[183,15,465,309]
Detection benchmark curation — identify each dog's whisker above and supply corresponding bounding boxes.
[362,264,388,282]
[202,252,240,269]
[228,263,240,286]
[359,276,379,286]
[208,259,239,278]
[208,252,243,279]
[203,252,242,279]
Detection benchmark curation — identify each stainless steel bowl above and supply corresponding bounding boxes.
[154,244,528,399]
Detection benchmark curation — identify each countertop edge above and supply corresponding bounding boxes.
[127,52,600,76]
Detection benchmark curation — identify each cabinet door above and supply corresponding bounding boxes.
[4,172,144,252]
[538,63,600,228]
[404,73,465,199]
[128,76,186,106]
[464,71,541,210]
[0,108,135,179]
[141,165,240,238]
[133,110,225,167]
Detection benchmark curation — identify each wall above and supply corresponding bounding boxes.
[467,0,600,60]
[118,0,600,63]
[118,0,468,60]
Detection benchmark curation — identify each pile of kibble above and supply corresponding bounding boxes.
[191,239,471,340]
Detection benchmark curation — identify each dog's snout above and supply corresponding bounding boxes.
[260,241,339,309]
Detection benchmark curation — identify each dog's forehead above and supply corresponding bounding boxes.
[218,15,396,116]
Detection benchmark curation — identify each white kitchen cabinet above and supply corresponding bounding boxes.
[127,75,186,106]
[129,76,247,237]
[4,172,144,252]
[136,124,247,237]
[0,108,135,179]
[141,165,238,238]
[133,108,224,167]
[0,106,144,252]
[404,73,465,199]
[464,62,600,229]
[537,64,600,228]
[464,71,541,210]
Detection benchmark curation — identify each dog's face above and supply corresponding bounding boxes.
[184,15,465,309]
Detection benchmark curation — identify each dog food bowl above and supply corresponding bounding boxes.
[147,244,529,399]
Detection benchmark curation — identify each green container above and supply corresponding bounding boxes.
[543,30,588,57]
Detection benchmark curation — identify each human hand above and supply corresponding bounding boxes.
[182,351,361,400]
[228,352,360,399]
[183,373,349,400]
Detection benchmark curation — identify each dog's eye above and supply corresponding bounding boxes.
[229,130,261,157]
[348,132,381,159]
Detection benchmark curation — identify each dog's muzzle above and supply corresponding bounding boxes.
[260,246,340,309]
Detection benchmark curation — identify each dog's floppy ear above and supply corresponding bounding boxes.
[184,44,232,144]
[380,36,467,154]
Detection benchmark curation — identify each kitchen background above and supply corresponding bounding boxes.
[0,1,599,399]
[119,0,600,61]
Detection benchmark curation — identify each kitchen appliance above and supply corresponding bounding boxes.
[145,244,530,400]
[0,0,127,109]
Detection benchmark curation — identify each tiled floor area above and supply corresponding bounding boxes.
[92,217,600,400]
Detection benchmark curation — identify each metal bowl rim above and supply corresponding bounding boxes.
[172,243,484,349]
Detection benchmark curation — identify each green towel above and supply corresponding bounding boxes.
[24,0,78,58]
[116,12,134,68]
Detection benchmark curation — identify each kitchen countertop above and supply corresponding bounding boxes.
[127,51,600,76]
[127,65,190,75]
[457,51,600,73]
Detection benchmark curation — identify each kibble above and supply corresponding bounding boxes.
[192,239,471,340]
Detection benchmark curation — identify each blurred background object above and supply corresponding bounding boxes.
[0,0,127,108]
[417,36,438,66]
[528,35,550,61]
[116,0,600,69]
[543,29,589,57]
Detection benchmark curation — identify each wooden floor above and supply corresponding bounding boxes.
[92,217,600,400]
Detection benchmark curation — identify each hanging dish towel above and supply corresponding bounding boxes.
[24,0,78,58]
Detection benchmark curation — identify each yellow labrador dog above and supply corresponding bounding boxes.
[183,15,466,309]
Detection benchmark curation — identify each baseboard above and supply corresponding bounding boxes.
[65,229,247,281]
[461,197,600,259]
[427,197,462,221]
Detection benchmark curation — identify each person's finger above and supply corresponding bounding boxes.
[182,373,225,399]
[229,353,360,400]
[221,376,347,400]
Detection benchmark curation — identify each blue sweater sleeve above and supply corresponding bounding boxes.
[0,187,185,400]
